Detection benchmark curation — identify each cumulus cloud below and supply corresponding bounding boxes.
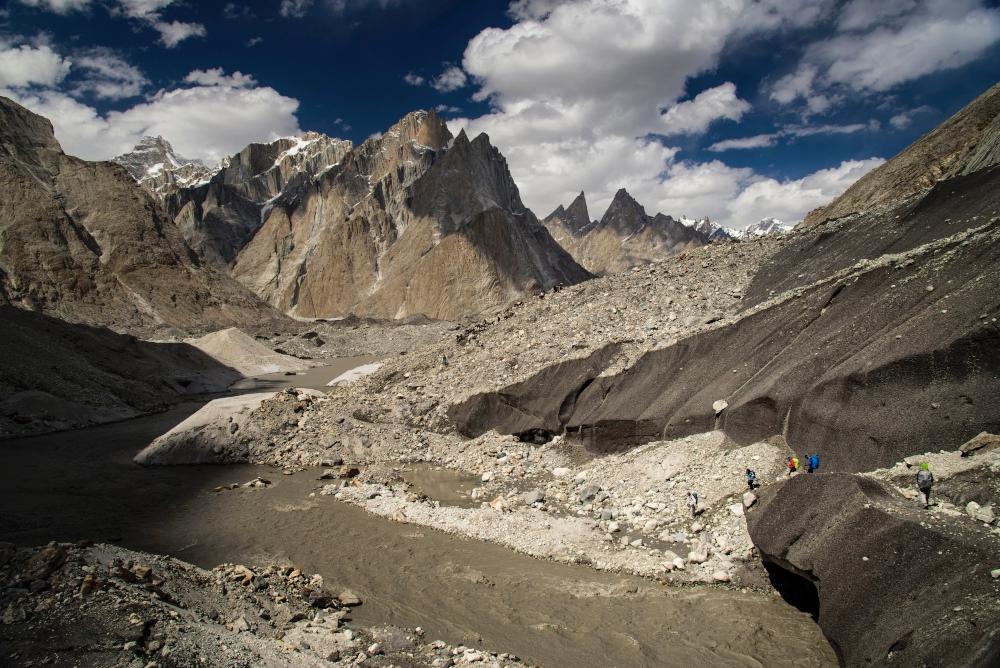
[153,20,207,48]
[660,82,751,135]
[71,48,147,99]
[772,0,1000,111]
[722,158,885,225]
[450,0,890,228]
[18,0,90,13]
[4,68,301,163]
[184,67,256,87]
[0,41,71,88]
[431,66,467,93]
[403,72,424,86]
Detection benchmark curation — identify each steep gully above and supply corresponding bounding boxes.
[0,366,836,668]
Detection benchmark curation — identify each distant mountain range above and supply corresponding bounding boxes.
[109,109,589,320]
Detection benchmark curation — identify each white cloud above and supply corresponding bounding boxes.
[4,69,301,164]
[280,0,312,18]
[116,0,173,19]
[784,120,879,137]
[889,105,933,129]
[709,121,878,152]
[435,104,461,114]
[246,36,263,47]
[660,82,751,135]
[708,133,779,152]
[403,72,424,86]
[18,0,90,13]
[431,66,467,93]
[722,158,885,226]
[772,1,1000,111]
[451,0,884,226]
[184,67,256,87]
[0,42,71,88]
[71,48,147,99]
[153,20,207,48]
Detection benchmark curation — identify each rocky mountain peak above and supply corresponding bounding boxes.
[600,188,648,234]
[565,191,590,226]
[113,135,202,182]
[382,109,452,151]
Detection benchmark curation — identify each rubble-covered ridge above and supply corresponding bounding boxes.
[0,541,534,668]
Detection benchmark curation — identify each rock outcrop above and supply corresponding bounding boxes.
[0,96,288,336]
[543,189,706,275]
[230,113,590,319]
[747,473,1000,667]
[163,132,352,264]
[802,81,1000,227]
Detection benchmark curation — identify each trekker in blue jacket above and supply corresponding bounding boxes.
[807,454,820,473]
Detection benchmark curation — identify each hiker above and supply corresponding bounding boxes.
[807,453,820,473]
[687,491,699,517]
[441,353,448,367]
[787,456,799,477]
[917,462,934,509]
[745,468,757,490]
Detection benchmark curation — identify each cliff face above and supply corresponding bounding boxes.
[230,114,590,320]
[801,82,1000,227]
[544,189,706,275]
[0,96,287,336]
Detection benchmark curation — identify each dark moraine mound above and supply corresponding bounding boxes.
[746,473,1000,668]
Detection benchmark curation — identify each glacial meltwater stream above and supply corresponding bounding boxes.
[0,360,837,668]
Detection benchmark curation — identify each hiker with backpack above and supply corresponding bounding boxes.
[687,491,699,517]
[807,454,820,473]
[745,468,757,490]
[787,456,799,477]
[917,463,934,509]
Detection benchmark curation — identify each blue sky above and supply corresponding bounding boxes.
[2,0,999,228]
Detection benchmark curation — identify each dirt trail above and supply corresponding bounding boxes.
[0,367,837,668]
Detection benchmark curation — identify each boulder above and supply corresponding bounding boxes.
[960,432,1000,457]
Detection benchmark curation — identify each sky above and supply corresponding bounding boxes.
[2,0,999,229]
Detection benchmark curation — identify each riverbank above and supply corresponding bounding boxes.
[0,407,836,667]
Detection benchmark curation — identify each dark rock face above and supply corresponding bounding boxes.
[0,96,287,336]
[746,473,1000,667]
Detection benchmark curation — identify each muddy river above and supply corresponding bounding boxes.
[0,361,837,667]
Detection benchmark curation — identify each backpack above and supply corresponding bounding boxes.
[810,455,820,470]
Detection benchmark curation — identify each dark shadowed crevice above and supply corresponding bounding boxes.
[763,560,820,621]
